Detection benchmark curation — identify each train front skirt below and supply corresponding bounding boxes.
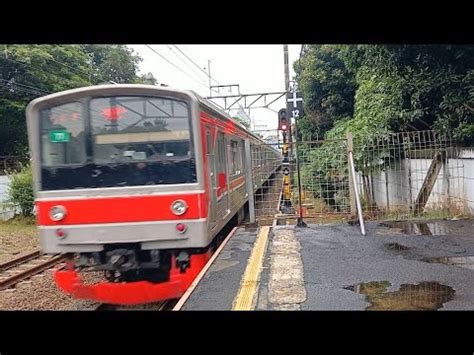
[54,252,211,305]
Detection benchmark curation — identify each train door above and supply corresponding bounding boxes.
[216,131,229,220]
[206,127,217,231]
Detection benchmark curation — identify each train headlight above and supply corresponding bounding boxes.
[171,200,188,216]
[49,205,67,221]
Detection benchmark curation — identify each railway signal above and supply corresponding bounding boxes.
[278,109,289,131]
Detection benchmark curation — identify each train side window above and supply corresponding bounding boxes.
[230,140,241,176]
[206,129,212,155]
[240,140,246,172]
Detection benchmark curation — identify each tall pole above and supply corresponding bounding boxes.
[208,60,212,97]
[284,45,306,227]
[283,45,290,91]
[283,44,293,144]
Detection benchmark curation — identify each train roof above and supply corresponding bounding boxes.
[27,84,271,146]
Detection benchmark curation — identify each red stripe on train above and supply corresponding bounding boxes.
[37,193,208,226]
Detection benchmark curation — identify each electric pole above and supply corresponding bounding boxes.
[284,44,290,91]
[208,60,212,97]
[283,44,306,227]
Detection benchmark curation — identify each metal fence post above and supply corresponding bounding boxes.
[347,133,357,219]
[245,139,256,223]
[349,151,366,236]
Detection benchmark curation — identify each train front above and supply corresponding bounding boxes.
[26,85,210,305]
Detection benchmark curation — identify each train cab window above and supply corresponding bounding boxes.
[38,96,197,190]
[90,96,192,164]
[40,102,86,166]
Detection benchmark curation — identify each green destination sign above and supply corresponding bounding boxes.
[50,130,71,143]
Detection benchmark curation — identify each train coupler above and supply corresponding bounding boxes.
[176,251,190,273]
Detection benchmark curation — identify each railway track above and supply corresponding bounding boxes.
[95,299,178,311]
[0,250,66,291]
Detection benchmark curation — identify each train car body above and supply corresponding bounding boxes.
[26,84,281,304]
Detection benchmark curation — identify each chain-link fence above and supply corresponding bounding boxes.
[354,130,465,220]
[251,131,351,225]
[0,156,26,175]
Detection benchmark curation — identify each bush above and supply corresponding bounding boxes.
[5,164,34,217]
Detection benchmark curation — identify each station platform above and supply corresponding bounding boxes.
[179,219,474,311]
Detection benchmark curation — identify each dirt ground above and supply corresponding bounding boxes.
[0,217,39,264]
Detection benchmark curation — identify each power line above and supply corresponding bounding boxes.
[3,55,93,87]
[166,46,210,84]
[42,55,95,83]
[145,45,210,90]
[0,78,51,95]
[170,46,246,112]
[172,45,220,86]
[0,83,45,96]
[2,48,109,85]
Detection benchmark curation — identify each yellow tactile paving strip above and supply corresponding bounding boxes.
[232,226,270,310]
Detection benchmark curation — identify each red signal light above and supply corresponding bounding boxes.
[102,106,126,120]
[278,109,289,131]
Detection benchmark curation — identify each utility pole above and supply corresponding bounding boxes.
[283,44,306,227]
[283,44,293,152]
[284,44,290,91]
[208,60,212,97]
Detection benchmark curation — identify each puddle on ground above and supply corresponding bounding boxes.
[378,221,462,236]
[344,281,455,310]
[422,256,474,270]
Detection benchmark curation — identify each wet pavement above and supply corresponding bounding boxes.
[182,219,474,310]
[294,219,474,310]
[181,227,257,310]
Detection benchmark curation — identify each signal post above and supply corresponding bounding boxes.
[278,109,292,210]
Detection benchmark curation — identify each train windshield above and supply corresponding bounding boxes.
[39,96,197,190]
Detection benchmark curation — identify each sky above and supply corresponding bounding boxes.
[128,45,302,132]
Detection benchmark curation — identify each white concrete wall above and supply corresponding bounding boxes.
[0,175,15,220]
[365,149,474,215]
[460,149,474,214]
[0,175,9,198]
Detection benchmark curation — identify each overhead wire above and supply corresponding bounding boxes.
[145,45,212,91]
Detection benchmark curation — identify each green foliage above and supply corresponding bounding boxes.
[0,45,155,157]
[294,45,473,210]
[295,44,474,145]
[299,141,350,212]
[294,45,357,140]
[81,45,144,84]
[5,164,34,217]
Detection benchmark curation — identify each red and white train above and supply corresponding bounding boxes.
[26,84,281,305]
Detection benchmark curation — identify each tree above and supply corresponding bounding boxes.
[294,45,357,140]
[0,45,154,157]
[81,45,143,84]
[0,45,91,156]
[294,44,474,211]
[295,44,474,145]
